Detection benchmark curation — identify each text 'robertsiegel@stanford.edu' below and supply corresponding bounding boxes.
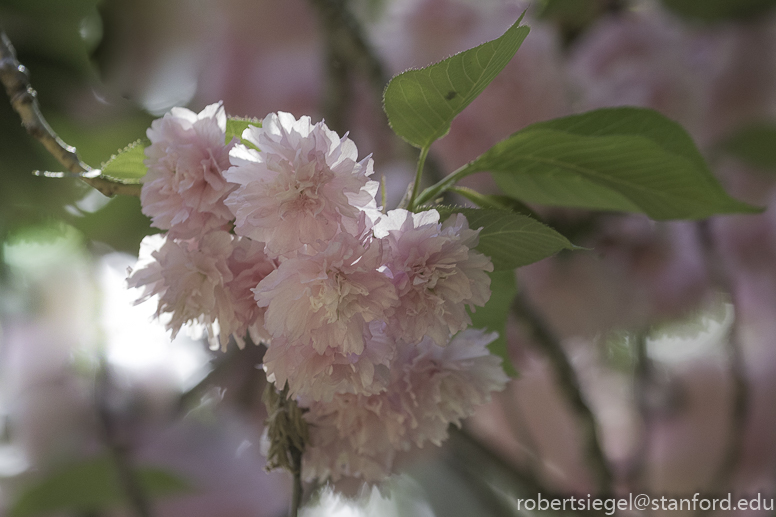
[515,493,774,514]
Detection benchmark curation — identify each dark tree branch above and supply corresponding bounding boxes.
[305,0,387,134]
[96,362,153,517]
[0,31,141,197]
[513,293,614,494]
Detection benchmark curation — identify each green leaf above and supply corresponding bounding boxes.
[436,207,577,270]
[661,0,776,22]
[100,140,147,184]
[462,107,760,220]
[721,123,776,172]
[9,455,191,517]
[226,116,261,145]
[468,270,518,377]
[449,186,539,219]
[383,14,530,148]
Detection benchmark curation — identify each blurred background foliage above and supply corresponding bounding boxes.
[2,0,776,516]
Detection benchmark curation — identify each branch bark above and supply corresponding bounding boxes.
[0,31,141,197]
[96,362,153,517]
[305,0,388,133]
[513,293,614,494]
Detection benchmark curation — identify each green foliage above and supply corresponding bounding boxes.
[100,140,147,184]
[721,123,776,172]
[456,107,759,220]
[468,270,518,377]
[9,455,191,517]
[449,186,539,219]
[95,116,259,185]
[436,207,576,270]
[383,15,529,149]
[226,116,261,144]
[661,0,776,22]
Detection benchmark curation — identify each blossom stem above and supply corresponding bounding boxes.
[408,145,430,211]
[0,30,140,197]
[290,447,304,517]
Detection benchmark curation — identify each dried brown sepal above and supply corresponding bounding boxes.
[262,382,309,474]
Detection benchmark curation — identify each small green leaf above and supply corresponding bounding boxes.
[436,206,577,270]
[226,116,261,144]
[469,270,518,377]
[721,123,776,172]
[661,0,776,22]
[461,107,760,220]
[383,14,529,148]
[100,140,147,184]
[9,455,191,517]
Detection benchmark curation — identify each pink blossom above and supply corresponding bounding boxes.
[301,329,508,483]
[263,321,394,402]
[141,102,237,239]
[254,223,397,356]
[127,232,276,350]
[224,236,277,348]
[128,232,234,346]
[376,209,493,346]
[399,329,509,448]
[224,112,378,257]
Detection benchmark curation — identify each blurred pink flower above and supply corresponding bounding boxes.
[376,209,493,346]
[301,329,508,483]
[141,102,237,239]
[224,112,378,258]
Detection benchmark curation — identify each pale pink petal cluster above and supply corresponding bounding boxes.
[224,112,378,257]
[127,231,234,345]
[224,236,277,347]
[255,222,397,358]
[141,102,237,239]
[263,321,394,403]
[376,209,493,345]
[128,231,276,351]
[130,104,507,485]
[301,329,509,483]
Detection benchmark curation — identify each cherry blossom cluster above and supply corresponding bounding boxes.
[128,102,509,483]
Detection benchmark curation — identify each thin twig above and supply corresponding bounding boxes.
[0,30,140,197]
[625,330,654,489]
[96,361,153,517]
[513,293,614,494]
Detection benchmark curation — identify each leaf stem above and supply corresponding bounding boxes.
[414,161,477,207]
[408,146,430,211]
